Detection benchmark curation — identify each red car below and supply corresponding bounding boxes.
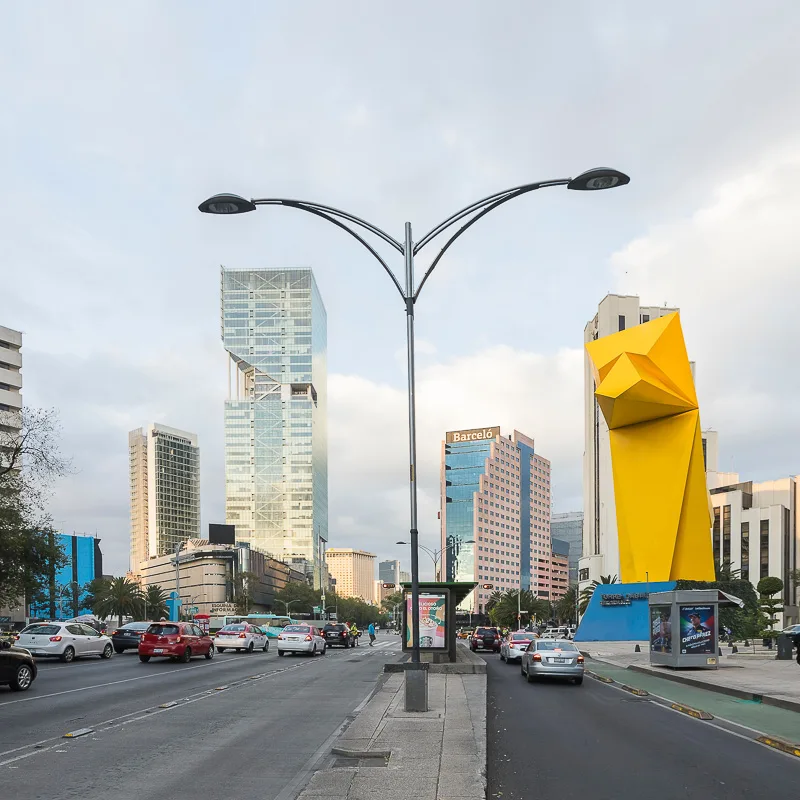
[470,626,502,653]
[138,622,215,663]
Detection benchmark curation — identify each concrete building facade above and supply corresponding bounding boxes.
[551,511,583,582]
[325,548,376,601]
[129,423,201,576]
[221,267,328,588]
[550,538,570,602]
[379,559,401,586]
[440,427,552,613]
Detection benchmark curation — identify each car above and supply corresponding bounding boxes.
[138,622,214,663]
[15,622,114,662]
[470,627,501,653]
[500,631,536,663]
[541,626,569,639]
[277,624,326,656]
[0,639,38,691]
[520,638,584,685]
[782,624,800,648]
[215,622,269,653]
[323,623,355,648]
[111,621,152,653]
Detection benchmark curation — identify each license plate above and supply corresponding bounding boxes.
[552,657,566,663]
[154,648,164,654]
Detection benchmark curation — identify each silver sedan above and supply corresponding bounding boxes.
[500,632,536,663]
[520,639,584,685]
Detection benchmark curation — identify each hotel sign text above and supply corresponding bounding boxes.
[446,426,500,443]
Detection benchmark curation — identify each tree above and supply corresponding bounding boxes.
[578,574,618,615]
[0,408,71,608]
[487,590,550,629]
[233,571,258,615]
[757,576,784,633]
[143,585,169,620]
[555,586,577,625]
[90,577,143,626]
[715,560,741,581]
[273,581,320,616]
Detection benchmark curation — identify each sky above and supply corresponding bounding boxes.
[2,2,799,578]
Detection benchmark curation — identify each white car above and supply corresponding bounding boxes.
[500,631,537,663]
[16,622,113,662]
[277,624,326,657]
[214,623,269,653]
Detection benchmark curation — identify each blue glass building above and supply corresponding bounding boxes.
[28,533,103,620]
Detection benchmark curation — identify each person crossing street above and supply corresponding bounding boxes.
[368,621,376,646]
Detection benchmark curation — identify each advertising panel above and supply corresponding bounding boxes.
[678,604,715,655]
[405,593,447,650]
[650,605,672,653]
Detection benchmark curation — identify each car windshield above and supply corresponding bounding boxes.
[146,624,180,635]
[221,624,247,631]
[537,641,578,651]
[284,625,310,633]
[325,624,345,631]
[21,624,60,635]
[121,622,150,630]
[512,634,531,641]
[476,628,496,636]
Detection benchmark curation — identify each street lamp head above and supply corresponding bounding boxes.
[464,539,475,544]
[567,168,630,192]
[198,193,257,214]
[396,540,408,545]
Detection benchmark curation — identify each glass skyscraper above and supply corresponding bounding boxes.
[221,267,328,587]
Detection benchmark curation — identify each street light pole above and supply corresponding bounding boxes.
[174,541,185,622]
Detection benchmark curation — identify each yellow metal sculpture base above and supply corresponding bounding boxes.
[586,312,714,583]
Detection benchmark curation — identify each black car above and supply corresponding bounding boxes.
[470,626,501,653]
[783,624,800,648]
[111,621,151,653]
[323,623,355,648]
[0,639,37,692]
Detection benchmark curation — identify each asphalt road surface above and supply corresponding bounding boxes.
[484,652,799,800]
[1,634,402,800]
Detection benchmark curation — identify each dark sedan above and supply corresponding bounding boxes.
[111,621,152,653]
[0,639,38,691]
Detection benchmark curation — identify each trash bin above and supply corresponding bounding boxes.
[776,633,793,660]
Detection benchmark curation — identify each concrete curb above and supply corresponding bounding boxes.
[619,684,649,697]
[669,702,714,720]
[330,747,391,759]
[756,736,800,758]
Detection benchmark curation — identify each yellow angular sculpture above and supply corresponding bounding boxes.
[586,312,714,583]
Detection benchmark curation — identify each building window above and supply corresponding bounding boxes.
[578,568,589,582]
[618,315,626,332]
[722,505,731,565]
[740,522,749,574]
[712,507,720,560]
[641,313,650,323]
[759,519,769,579]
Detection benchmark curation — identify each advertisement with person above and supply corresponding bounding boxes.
[679,605,715,655]
[405,594,447,649]
[650,605,672,653]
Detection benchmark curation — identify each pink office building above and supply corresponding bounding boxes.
[440,427,556,614]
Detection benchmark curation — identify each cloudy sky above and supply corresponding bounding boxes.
[2,2,799,578]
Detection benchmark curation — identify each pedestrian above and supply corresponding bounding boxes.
[368,621,376,646]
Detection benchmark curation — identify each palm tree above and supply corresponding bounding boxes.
[555,585,577,624]
[93,576,143,626]
[579,574,618,615]
[143,585,169,620]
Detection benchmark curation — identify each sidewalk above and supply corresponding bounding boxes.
[296,670,487,800]
[580,641,800,712]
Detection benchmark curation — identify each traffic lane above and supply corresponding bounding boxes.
[485,653,799,800]
[0,648,290,751]
[4,640,404,800]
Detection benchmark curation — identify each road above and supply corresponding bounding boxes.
[1,633,403,800]
[484,652,799,800]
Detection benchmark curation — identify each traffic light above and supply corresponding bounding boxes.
[481,583,494,590]
[382,583,396,589]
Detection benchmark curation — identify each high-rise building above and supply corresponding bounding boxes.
[379,559,401,586]
[221,267,328,587]
[440,427,551,613]
[580,295,681,588]
[550,539,570,602]
[399,570,411,583]
[326,548,376,601]
[129,423,200,575]
[550,512,583,582]
[0,324,22,433]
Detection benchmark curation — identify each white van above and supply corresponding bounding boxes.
[542,626,569,639]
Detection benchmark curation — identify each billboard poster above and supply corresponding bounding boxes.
[650,605,672,653]
[405,594,447,649]
[678,605,715,655]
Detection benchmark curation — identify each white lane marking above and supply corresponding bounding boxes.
[0,652,267,707]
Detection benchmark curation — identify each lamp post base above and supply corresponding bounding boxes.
[404,662,429,712]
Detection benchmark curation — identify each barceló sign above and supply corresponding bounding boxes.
[446,426,500,444]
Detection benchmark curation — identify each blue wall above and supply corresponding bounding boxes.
[574,581,677,642]
[516,439,534,592]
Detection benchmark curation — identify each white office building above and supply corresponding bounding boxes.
[710,475,798,627]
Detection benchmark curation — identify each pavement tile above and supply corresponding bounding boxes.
[436,770,486,795]
[386,757,441,776]
[300,768,356,795]
[435,754,478,772]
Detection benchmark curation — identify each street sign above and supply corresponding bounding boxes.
[189,607,198,615]
[209,603,238,615]
[313,606,322,614]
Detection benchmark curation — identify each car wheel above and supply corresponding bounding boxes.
[180,647,192,663]
[205,645,214,660]
[521,663,526,677]
[217,648,226,653]
[526,665,534,684]
[574,677,583,686]
[139,655,151,663]
[247,641,255,653]
[114,647,125,654]
[278,650,285,657]
[311,644,316,657]
[500,652,506,662]
[262,640,268,652]
[101,644,113,659]
[60,646,75,663]
[321,644,326,655]
[10,663,34,691]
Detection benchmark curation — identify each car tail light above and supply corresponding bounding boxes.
[50,636,63,642]
[532,653,542,662]
[238,633,247,638]
[341,631,347,638]
[112,630,120,636]
[577,656,584,664]
[305,634,313,642]
[14,635,20,640]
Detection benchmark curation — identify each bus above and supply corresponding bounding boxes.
[209,613,299,637]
